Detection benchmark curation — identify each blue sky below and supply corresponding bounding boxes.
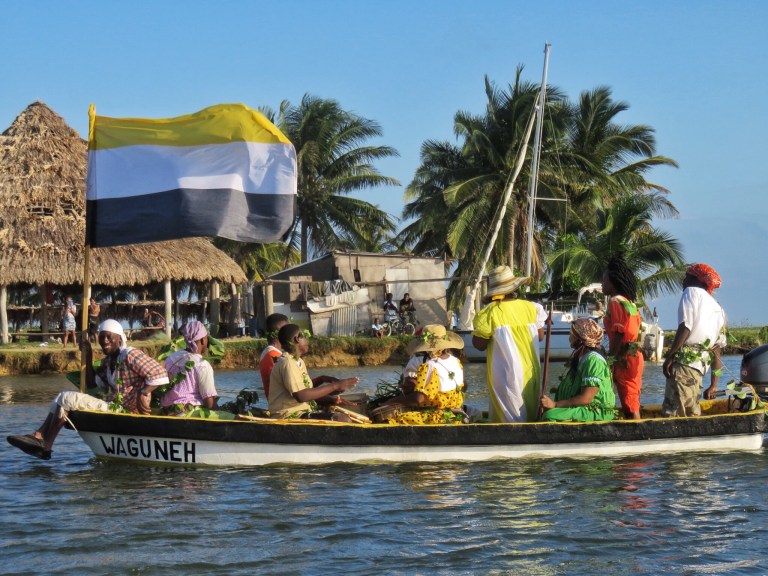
[2,0,767,328]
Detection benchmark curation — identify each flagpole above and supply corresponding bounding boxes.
[80,104,97,393]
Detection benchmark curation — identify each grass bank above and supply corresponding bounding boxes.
[0,335,412,376]
[1,328,766,377]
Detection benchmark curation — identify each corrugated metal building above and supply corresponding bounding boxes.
[268,251,449,336]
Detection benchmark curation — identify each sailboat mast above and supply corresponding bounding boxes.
[524,42,551,279]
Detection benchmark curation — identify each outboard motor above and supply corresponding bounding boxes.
[740,344,768,400]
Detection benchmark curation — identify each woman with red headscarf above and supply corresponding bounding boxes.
[661,264,727,417]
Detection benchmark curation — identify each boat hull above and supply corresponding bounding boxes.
[68,402,766,466]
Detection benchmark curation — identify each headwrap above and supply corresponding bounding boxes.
[686,263,721,294]
[98,319,127,350]
[571,317,604,349]
[183,321,208,353]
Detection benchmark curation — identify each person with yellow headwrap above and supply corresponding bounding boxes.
[661,263,727,417]
[540,318,616,422]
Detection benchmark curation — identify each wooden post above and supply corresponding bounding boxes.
[210,281,220,337]
[0,286,7,344]
[265,282,274,316]
[164,279,172,338]
[39,283,48,342]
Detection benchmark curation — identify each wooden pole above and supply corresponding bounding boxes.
[538,306,554,419]
[164,279,172,338]
[0,286,7,344]
[79,246,92,392]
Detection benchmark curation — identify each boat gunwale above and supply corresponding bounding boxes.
[67,403,767,448]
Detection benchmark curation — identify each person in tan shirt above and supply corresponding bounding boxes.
[268,324,359,420]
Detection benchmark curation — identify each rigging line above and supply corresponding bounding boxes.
[463,96,540,291]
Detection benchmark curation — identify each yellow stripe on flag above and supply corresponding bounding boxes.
[89,103,291,150]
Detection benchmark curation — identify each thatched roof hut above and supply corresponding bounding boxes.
[0,101,248,342]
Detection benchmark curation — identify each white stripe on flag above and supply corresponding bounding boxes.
[87,141,296,200]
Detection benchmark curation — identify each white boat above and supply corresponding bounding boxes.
[67,398,765,466]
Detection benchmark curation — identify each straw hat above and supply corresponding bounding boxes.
[406,324,465,355]
[485,265,531,298]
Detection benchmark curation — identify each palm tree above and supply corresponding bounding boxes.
[277,95,400,261]
[547,193,685,303]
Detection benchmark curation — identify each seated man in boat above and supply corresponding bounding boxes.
[268,324,360,420]
[378,325,466,425]
[160,320,218,415]
[258,313,289,398]
[7,319,169,460]
[540,318,616,422]
[661,264,727,417]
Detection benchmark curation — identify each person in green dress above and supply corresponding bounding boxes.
[540,317,616,422]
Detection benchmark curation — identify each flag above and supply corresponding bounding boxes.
[86,103,297,248]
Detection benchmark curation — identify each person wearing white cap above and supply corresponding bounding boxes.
[7,319,169,460]
[471,266,547,423]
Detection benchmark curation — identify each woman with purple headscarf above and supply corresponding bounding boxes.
[161,320,218,414]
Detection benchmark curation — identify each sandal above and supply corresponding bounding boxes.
[7,434,52,460]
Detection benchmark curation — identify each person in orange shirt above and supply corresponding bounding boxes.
[601,257,644,420]
[258,313,289,398]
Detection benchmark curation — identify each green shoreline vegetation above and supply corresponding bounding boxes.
[0,329,766,377]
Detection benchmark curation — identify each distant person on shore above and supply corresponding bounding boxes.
[662,264,727,417]
[87,297,101,344]
[371,317,385,338]
[258,313,289,398]
[268,324,359,420]
[142,308,165,333]
[62,296,77,348]
[383,293,398,323]
[602,256,644,420]
[161,320,218,415]
[472,266,547,423]
[540,318,616,422]
[7,319,169,460]
[399,293,417,324]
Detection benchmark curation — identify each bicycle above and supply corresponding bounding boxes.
[382,314,416,336]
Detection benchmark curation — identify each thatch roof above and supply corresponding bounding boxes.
[0,101,246,286]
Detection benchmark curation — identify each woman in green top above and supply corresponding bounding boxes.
[540,317,616,422]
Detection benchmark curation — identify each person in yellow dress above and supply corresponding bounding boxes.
[472,266,547,422]
[380,325,466,425]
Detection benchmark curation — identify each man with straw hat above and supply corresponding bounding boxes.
[380,324,466,425]
[472,266,547,423]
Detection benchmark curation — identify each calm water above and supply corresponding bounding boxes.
[1,358,767,575]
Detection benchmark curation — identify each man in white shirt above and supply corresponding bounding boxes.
[662,264,727,417]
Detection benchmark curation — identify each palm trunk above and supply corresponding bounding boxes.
[301,218,309,263]
[506,217,516,270]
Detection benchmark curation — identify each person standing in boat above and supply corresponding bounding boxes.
[268,324,360,420]
[661,264,726,417]
[472,266,547,422]
[160,320,218,415]
[540,317,616,422]
[258,313,289,398]
[6,319,169,460]
[380,325,465,424]
[601,257,644,420]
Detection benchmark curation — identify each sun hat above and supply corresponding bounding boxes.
[485,265,531,299]
[406,324,465,355]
